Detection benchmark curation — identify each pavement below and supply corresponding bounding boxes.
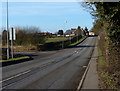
[81,37,99,89]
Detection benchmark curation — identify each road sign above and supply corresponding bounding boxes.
[13,28,16,40]
[9,27,16,59]
[9,27,16,40]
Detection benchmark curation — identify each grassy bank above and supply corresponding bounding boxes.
[46,37,68,43]
[5,36,84,52]
[69,37,86,47]
[13,46,37,52]
[98,43,117,90]
[37,35,83,51]
[0,56,30,63]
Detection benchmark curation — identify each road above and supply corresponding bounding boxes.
[1,37,97,90]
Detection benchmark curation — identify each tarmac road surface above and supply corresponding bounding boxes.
[1,37,97,89]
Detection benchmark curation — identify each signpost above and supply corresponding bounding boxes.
[9,27,16,58]
[6,0,16,59]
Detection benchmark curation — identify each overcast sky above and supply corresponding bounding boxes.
[2,2,94,33]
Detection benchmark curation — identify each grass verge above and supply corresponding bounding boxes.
[0,56,30,63]
[45,37,68,43]
[69,37,86,47]
[98,43,117,90]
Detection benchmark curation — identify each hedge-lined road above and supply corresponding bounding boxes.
[2,37,97,89]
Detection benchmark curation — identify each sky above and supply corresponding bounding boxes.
[2,2,94,33]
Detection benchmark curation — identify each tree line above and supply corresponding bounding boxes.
[82,1,120,89]
[2,26,46,46]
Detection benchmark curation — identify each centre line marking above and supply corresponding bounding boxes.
[0,70,31,83]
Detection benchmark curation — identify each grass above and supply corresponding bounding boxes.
[45,37,68,43]
[97,43,117,89]
[69,37,86,47]
[14,45,37,52]
[98,46,105,67]
[0,56,30,63]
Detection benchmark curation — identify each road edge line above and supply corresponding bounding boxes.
[76,58,91,91]
[76,37,97,91]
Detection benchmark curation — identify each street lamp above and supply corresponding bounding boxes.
[6,0,9,59]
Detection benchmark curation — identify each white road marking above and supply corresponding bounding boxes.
[76,59,91,91]
[0,70,31,83]
[1,60,56,84]
[0,50,79,84]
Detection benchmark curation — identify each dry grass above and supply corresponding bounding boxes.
[97,27,119,90]
[98,45,117,90]
[13,45,37,52]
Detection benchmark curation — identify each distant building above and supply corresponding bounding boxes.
[52,34,57,37]
[89,32,95,36]
[84,27,89,36]
[74,26,82,36]
[38,32,52,38]
[64,28,76,37]
[64,27,82,37]
[64,29,72,37]
[71,28,76,36]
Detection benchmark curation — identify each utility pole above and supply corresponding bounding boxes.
[70,32,71,44]
[77,29,78,42]
[62,21,67,49]
[77,26,80,42]
[6,0,9,59]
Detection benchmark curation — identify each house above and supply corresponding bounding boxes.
[64,29,71,37]
[64,27,82,37]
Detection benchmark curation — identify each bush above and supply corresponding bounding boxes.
[37,35,82,51]
[2,48,11,60]
[2,26,46,46]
